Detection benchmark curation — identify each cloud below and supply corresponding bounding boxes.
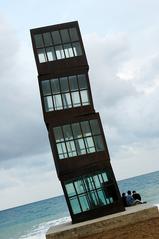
[0,16,50,162]
[84,31,159,178]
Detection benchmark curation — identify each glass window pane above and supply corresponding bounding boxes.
[102,172,108,182]
[66,141,77,157]
[70,197,81,214]
[84,137,95,153]
[63,44,74,58]
[79,195,89,212]
[62,93,72,108]
[84,177,95,190]
[34,34,44,48]
[57,143,67,159]
[41,80,51,96]
[51,31,61,44]
[55,45,65,59]
[74,180,85,194]
[72,42,82,56]
[46,47,56,61]
[97,189,107,205]
[37,48,47,63]
[90,120,100,135]
[81,121,91,137]
[88,191,98,206]
[69,28,79,41]
[72,123,82,138]
[98,173,104,183]
[65,183,76,197]
[78,74,87,89]
[51,78,60,94]
[43,32,52,46]
[60,29,70,43]
[80,90,89,105]
[63,125,73,140]
[53,95,63,110]
[93,175,101,188]
[44,96,53,112]
[93,135,105,152]
[53,127,64,142]
[71,92,81,107]
[60,77,69,92]
[75,138,86,155]
[69,75,78,91]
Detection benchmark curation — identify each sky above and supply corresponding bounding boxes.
[0,0,159,210]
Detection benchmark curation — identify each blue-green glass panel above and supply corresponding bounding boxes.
[65,183,76,197]
[79,194,89,212]
[74,180,85,194]
[70,197,81,214]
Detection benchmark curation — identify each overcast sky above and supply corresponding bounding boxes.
[0,0,159,210]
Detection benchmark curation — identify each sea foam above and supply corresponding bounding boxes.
[20,216,71,239]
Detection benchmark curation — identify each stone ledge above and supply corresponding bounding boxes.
[46,204,159,239]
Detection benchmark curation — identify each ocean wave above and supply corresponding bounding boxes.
[19,216,71,239]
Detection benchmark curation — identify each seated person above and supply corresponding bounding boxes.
[126,190,134,206]
[132,190,141,201]
[121,192,127,207]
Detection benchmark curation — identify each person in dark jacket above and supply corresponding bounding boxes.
[132,190,141,201]
[121,192,127,207]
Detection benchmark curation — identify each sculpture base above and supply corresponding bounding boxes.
[46,204,159,239]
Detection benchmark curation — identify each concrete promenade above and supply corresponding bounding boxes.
[46,204,159,239]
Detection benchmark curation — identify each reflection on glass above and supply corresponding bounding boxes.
[43,32,52,46]
[70,197,81,214]
[51,79,60,94]
[84,137,95,153]
[44,96,53,111]
[60,29,70,43]
[93,135,104,152]
[63,44,74,58]
[37,48,47,63]
[78,74,87,89]
[74,180,85,194]
[60,77,69,92]
[72,123,82,138]
[57,143,67,159]
[41,80,51,96]
[62,93,72,108]
[34,34,44,48]
[65,183,76,196]
[53,95,63,110]
[72,42,82,56]
[51,31,61,44]
[69,76,78,91]
[90,120,100,135]
[71,91,81,107]
[69,28,79,41]
[81,121,91,137]
[75,138,86,155]
[66,141,77,157]
[79,195,89,211]
[46,47,56,61]
[63,125,73,140]
[53,127,64,142]
[80,90,89,105]
[55,45,65,59]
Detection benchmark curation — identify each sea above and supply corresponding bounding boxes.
[0,170,159,239]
